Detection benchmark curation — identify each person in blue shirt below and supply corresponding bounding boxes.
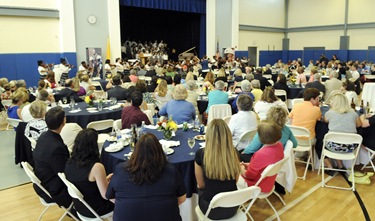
[241,105,298,162]
[231,80,254,113]
[159,84,196,124]
[205,80,228,113]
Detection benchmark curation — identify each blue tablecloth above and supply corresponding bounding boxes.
[63,101,122,128]
[100,128,202,197]
[288,85,303,99]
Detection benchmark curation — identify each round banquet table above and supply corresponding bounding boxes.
[63,101,122,128]
[100,128,201,197]
[288,84,303,99]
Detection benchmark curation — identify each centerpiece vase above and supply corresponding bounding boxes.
[163,130,172,140]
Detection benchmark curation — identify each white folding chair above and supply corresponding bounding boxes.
[361,147,375,172]
[223,116,231,125]
[21,162,78,221]
[142,110,153,125]
[319,132,363,191]
[93,90,107,100]
[146,103,155,116]
[1,99,12,111]
[289,125,314,180]
[275,89,287,106]
[91,81,104,91]
[291,98,304,109]
[58,173,113,221]
[113,119,122,131]
[25,136,37,151]
[207,104,232,125]
[195,186,261,221]
[6,118,22,130]
[87,119,114,153]
[236,129,257,151]
[250,157,289,221]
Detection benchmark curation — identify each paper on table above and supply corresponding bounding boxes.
[105,142,123,152]
[144,125,158,129]
[60,104,70,108]
[177,124,193,129]
[69,109,82,113]
[159,139,180,148]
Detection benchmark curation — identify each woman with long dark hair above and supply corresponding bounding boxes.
[106,133,186,221]
[64,128,114,218]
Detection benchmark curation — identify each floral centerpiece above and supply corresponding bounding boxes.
[290,77,297,86]
[202,82,214,95]
[157,117,178,140]
[105,73,112,79]
[85,94,94,107]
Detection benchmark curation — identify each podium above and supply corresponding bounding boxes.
[139,53,152,65]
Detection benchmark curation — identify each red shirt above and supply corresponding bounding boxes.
[242,142,284,193]
[121,105,150,129]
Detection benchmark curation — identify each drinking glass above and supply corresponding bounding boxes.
[187,137,196,155]
[110,97,117,105]
[62,97,67,104]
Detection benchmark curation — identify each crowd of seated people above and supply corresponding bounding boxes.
[5,52,375,220]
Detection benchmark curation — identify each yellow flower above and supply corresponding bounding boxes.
[84,96,91,104]
[168,121,178,131]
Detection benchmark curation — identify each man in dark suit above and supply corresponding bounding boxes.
[145,65,157,77]
[254,68,272,91]
[33,106,72,208]
[54,78,82,103]
[299,73,326,98]
[107,74,128,100]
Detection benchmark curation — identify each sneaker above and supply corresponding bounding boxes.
[324,170,335,176]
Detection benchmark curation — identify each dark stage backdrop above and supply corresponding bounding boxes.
[120,6,201,61]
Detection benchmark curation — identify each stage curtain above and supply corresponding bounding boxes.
[120,0,206,14]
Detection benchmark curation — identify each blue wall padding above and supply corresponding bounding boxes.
[0,52,77,87]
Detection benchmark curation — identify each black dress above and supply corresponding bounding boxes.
[65,160,114,218]
[360,115,375,150]
[106,162,186,221]
[195,149,238,220]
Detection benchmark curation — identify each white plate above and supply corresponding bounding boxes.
[163,148,175,155]
[68,109,81,113]
[107,136,117,142]
[194,135,205,141]
[87,107,97,111]
[88,110,99,113]
[105,145,124,152]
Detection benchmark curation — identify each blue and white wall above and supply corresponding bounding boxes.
[0,0,121,87]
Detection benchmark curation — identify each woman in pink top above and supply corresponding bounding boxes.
[237,121,284,192]
[296,67,307,85]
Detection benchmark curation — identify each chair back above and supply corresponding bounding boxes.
[25,136,37,151]
[60,123,82,153]
[204,186,261,219]
[237,129,257,148]
[291,98,304,108]
[93,90,107,99]
[91,81,104,91]
[6,118,22,128]
[323,132,363,157]
[87,119,114,131]
[1,99,12,111]
[275,89,287,105]
[223,116,231,125]
[113,119,122,131]
[143,110,153,125]
[289,125,311,146]
[207,104,232,124]
[58,173,102,219]
[21,162,52,198]
[146,103,155,116]
[255,157,289,187]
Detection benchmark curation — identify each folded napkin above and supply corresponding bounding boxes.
[159,139,180,148]
[177,124,193,129]
[108,104,121,110]
[105,142,123,152]
[69,109,82,113]
[144,125,158,129]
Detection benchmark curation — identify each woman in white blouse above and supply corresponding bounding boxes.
[254,86,287,120]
